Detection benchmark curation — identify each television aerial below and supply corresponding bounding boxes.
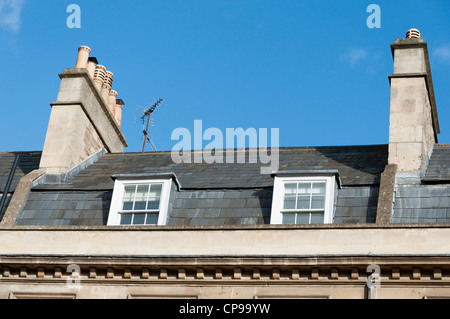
[138,98,164,152]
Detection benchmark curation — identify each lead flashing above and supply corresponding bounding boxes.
[111,172,182,191]
[271,169,342,188]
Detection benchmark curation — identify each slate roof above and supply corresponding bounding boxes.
[33,144,389,191]
[0,151,41,218]
[423,144,450,182]
[0,151,41,193]
[5,144,450,226]
[391,144,450,223]
[15,145,388,226]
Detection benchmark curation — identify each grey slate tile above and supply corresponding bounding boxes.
[228,199,247,208]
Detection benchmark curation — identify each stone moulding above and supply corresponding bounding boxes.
[1,256,450,286]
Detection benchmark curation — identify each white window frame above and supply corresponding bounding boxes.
[270,175,336,225]
[107,178,173,226]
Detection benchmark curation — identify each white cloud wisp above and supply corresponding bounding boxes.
[0,0,25,32]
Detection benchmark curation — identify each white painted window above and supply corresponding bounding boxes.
[107,178,173,226]
[270,175,336,224]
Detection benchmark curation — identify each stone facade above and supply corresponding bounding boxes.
[1,225,450,299]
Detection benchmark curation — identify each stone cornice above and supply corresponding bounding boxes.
[2,255,450,286]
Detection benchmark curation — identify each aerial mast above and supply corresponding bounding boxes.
[141,98,163,152]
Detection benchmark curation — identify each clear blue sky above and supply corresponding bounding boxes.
[1,0,449,153]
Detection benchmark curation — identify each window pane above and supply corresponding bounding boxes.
[312,182,326,194]
[310,212,324,224]
[122,185,136,211]
[297,183,311,195]
[120,213,132,225]
[284,183,297,195]
[149,184,162,198]
[297,196,310,209]
[134,185,149,210]
[123,185,136,200]
[283,196,296,209]
[146,213,158,225]
[282,213,295,224]
[296,213,310,224]
[136,184,150,197]
[134,200,147,210]
[122,201,134,211]
[133,213,146,225]
[311,195,325,209]
[147,199,160,210]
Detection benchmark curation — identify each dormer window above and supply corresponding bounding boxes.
[107,173,178,226]
[118,183,163,225]
[270,171,338,225]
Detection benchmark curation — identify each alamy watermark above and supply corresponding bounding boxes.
[171,120,279,174]
[366,264,381,298]
[366,264,381,289]
[66,4,81,29]
[66,264,81,289]
[366,4,381,29]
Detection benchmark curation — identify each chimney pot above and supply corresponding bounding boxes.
[115,99,125,127]
[109,89,118,98]
[100,70,113,102]
[75,45,91,69]
[93,64,106,91]
[104,71,114,88]
[86,57,98,79]
[107,90,118,116]
[406,28,421,39]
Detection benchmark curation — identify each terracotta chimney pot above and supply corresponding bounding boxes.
[115,99,125,127]
[75,45,91,69]
[100,70,113,102]
[406,28,421,39]
[93,65,106,91]
[86,57,98,79]
[107,90,118,116]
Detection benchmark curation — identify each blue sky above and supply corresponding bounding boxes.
[0,0,449,152]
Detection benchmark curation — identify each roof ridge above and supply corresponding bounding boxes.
[105,144,389,156]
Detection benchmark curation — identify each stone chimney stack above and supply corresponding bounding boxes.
[39,45,127,174]
[388,28,440,172]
